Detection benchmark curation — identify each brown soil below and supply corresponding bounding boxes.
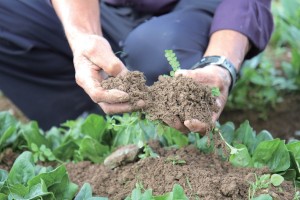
[66,143,295,199]
[101,71,218,130]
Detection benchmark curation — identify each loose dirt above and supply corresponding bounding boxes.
[101,71,218,131]
[66,142,295,199]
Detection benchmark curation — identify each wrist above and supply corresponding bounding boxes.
[191,56,237,93]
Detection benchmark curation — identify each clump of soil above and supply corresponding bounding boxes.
[101,71,149,108]
[147,75,218,126]
[101,71,218,130]
[66,143,295,199]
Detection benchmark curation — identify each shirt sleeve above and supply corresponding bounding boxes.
[210,0,274,58]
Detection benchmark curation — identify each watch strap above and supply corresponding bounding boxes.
[191,56,237,93]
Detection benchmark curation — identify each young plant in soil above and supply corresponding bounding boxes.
[248,173,284,199]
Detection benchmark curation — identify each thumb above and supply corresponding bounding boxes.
[174,69,189,77]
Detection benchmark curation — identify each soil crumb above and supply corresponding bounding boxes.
[101,71,218,131]
[147,75,218,126]
[101,71,149,108]
[66,144,295,200]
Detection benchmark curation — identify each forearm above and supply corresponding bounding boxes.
[204,30,250,72]
[52,0,102,50]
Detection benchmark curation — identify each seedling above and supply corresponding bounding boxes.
[164,50,222,97]
[213,127,244,155]
[139,144,159,159]
[164,49,180,77]
[248,173,284,199]
[30,143,56,162]
[166,155,186,165]
[211,87,221,97]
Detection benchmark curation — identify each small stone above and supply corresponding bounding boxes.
[104,144,141,169]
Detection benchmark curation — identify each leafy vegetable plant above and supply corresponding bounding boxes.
[165,155,186,165]
[248,174,284,199]
[125,183,188,200]
[0,151,105,199]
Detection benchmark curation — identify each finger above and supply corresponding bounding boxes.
[175,69,192,77]
[76,68,129,103]
[184,119,210,135]
[83,38,127,77]
[163,116,190,134]
[99,100,145,114]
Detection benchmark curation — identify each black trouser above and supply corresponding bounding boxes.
[0,0,220,130]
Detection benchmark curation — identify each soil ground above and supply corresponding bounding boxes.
[66,143,294,199]
[0,82,299,199]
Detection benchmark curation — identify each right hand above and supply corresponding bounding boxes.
[70,34,138,114]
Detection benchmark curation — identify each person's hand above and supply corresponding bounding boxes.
[164,65,232,134]
[71,34,139,114]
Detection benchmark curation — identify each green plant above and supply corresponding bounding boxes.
[30,143,56,163]
[125,183,188,200]
[74,183,108,200]
[0,151,105,199]
[248,174,284,199]
[139,144,159,159]
[165,155,186,165]
[211,87,221,97]
[164,49,180,77]
[226,2,300,116]
[293,190,300,200]
[1,111,300,188]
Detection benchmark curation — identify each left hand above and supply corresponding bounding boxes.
[163,65,232,134]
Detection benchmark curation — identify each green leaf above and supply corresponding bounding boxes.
[21,122,51,148]
[79,137,110,163]
[0,112,17,136]
[7,184,29,197]
[81,114,107,141]
[253,194,273,200]
[48,174,78,199]
[229,144,252,167]
[219,122,235,144]
[53,141,78,161]
[0,170,8,189]
[270,174,284,186]
[211,87,220,97]
[234,121,256,154]
[287,141,300,164]
[255,130,273,144]
[74,183,92,200]
[172,184,188,200]
[0,193,7,200]
[27,165,66,188]
[0,126,16,150]
[7,151,35,185]
[22,180,54,199]
[252,139,290,172]
[157,124,188,148]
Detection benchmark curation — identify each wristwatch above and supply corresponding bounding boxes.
[191,56,237,93]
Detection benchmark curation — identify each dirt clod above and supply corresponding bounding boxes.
[101,71,219,132]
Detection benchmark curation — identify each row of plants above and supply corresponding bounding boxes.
[227,0,300,117]
[0,111,299,198]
